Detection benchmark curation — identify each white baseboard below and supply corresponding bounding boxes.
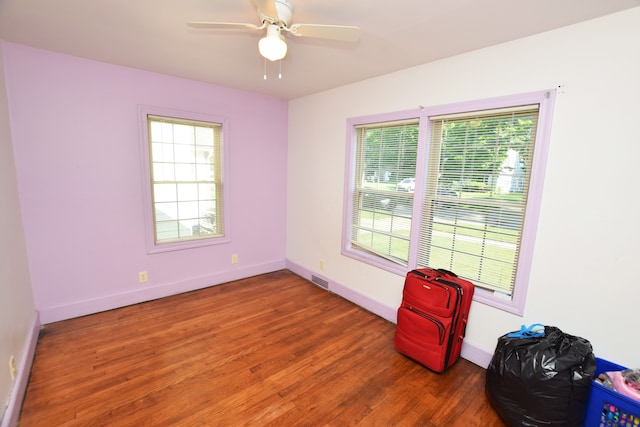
[39,261,286,324]
[285,259,494,369]
[1,311,40,427]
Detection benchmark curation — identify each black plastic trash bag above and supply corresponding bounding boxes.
[485,325,596,427]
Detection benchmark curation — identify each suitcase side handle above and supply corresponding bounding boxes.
[410,269,428,278]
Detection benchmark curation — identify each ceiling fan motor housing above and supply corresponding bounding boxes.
[260,0,292,27]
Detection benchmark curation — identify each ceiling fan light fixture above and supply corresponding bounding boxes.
[259,25,287,61]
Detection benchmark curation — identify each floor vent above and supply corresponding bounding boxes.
[311,275,329,289]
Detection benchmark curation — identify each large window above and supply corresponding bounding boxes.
[139,106,228,253]
[343,91,555,314]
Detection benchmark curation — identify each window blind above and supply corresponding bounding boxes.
[351,120,419,264]
[417,105,539,295]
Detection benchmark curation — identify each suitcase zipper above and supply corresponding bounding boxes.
[411,270,452,309]
[423,281,451,309]
[442,285,464,368]
[405,306,445,345]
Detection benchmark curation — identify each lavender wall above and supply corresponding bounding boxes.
[0,41,38,426]
[4,43,288,323]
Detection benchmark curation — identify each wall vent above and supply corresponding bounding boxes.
[311,275,329,289]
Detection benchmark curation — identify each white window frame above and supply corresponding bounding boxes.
[342,90,556,315]
[138,105,231,254]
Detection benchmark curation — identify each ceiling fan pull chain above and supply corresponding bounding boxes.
[263,57,267,80]
[279,60,283,79]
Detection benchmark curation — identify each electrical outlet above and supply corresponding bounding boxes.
[231,254,238,264]
[9,355,16,381]
[138,271,148,283]
[320,260,325,270]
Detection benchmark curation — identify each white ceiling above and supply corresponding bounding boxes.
[1,0,639,100]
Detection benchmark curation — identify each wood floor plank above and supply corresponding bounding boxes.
[19,270,504,426]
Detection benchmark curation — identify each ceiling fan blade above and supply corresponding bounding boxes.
[288,24,361,42]
[250,0,279,20]
[187,21,262,31]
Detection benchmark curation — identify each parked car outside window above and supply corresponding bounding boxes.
[396,178,415,192]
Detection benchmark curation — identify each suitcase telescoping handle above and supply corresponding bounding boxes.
[436,268,458,277]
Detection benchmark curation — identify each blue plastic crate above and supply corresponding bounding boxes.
[584,358,640,427]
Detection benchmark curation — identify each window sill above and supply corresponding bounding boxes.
[342,245,525,316]
[146,235,230,254]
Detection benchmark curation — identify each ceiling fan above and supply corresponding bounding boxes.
[188,0,361,62]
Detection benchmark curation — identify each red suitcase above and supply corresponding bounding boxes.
[394,267,474,372]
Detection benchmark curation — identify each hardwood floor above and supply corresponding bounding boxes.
[19,270,504,426]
